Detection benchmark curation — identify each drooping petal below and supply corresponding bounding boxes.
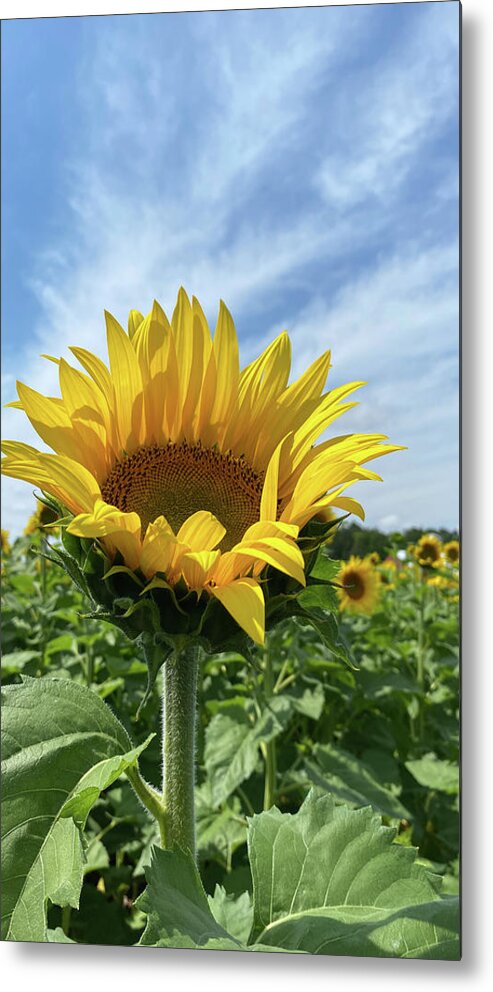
[230,535,306,587]
[67,498,142,570]
[181,549,220,590]
[211,577,265,644]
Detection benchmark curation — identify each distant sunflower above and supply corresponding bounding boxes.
[2,290,401,643]
[443,539,460,565]
[427,574,457,590]
[368,551,380,565]
[1,529,10,555]
[337,555,380,614]
[415,534,442,568]
[24,499,60,536]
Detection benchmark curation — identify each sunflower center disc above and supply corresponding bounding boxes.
[419,542,439,564]
[344,570,365,601]
[101,442,264,551]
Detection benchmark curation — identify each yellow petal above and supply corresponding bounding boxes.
[181,297,213,438]
[283,456,357,519]
[328,496,366,520]
[140,515,177,578]
[195,348,217,446]
[241,520,299,542]
[105,310,145,451]
[211,577,265,644]
[231,535,306,587]
[209,300,239,439]
[132,302,172,442]
[2,448,99,514]
[177,510,226,551]
[69,346,114,403]
[171,287,193,435]
[1,440,42,459]
[67,499,140,537]
[58,359,111,478]
[67,499,142,570]
[260,437,286,521]
[228,332,291,459]
[181,549,220,589]
[128,309,145,340]
[15,381,83,462]
[279,350,332,411]
[253,353,332,468]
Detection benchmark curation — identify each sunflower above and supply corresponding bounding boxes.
[337,555,380,614]
[2,290,401,643]
[368,551,380,565]
[24,499,60,536]
[443,539,460,565]
[415,534,442,568]
[427,574,457,590]
[1,528,10,555]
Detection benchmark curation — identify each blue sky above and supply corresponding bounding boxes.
[1,2,460,536]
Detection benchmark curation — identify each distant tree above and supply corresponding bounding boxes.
[330,522,459,560]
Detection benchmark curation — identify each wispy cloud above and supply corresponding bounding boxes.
[316,4,458,211]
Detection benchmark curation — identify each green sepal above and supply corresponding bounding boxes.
[103,565,145,587]
[41,526,353,701]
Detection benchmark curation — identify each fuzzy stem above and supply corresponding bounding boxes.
[162,644,199,857]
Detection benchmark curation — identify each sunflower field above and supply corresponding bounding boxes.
[1,294,460,958]
[1,521,460,957]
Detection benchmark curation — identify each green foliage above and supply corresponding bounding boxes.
[1,676,152,941]
[0,530,460,957]
[135,791,458,958]
[330,522,459,560]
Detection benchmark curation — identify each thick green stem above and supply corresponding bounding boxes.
[162,644,199,857]
[262,646,277,811]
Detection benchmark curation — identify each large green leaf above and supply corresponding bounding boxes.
[405,755,459,795]
[138,847,242,950]
[203,698,292,806]
[304,742,411,820]
[207,886,253,945]
[1,676,152,941]
[138,847,284,953]
[248,790,460,959]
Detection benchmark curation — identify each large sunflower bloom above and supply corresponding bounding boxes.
[2,290,401,643]
[337,555,381,614]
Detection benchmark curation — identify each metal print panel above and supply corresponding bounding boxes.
[1,1,460,960]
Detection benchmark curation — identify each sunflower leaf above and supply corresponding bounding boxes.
[1,677,152,942]
[248,789,460,958]
[137,846,243,950]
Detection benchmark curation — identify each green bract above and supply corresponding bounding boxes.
[38,505,349,710]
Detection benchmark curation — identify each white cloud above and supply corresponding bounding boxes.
[316,3,459,211]
[282,241,459,530]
